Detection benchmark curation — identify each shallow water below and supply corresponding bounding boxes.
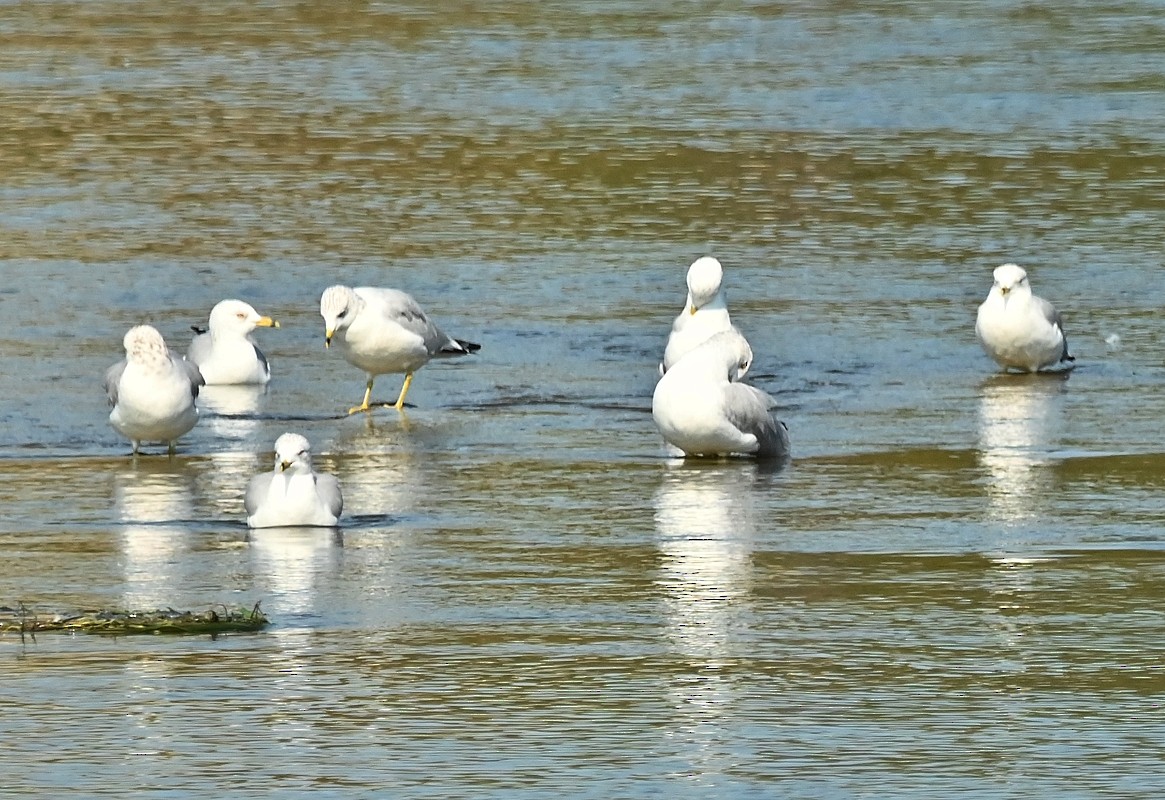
[3,2,1165,797]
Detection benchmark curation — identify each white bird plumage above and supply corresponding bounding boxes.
[245,433,343,528]
[187,299,279,385]
[320,284,481,414]
[661,256,736,374]
[652,329,790,461]
[103,325,204,455]
[975,263,1074,373]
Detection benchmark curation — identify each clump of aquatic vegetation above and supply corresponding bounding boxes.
[1,602,269,638]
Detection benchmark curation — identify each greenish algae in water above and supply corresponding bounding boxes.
[0,602,269,636]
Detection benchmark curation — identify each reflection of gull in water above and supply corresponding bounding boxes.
[654,462,760,660]
[122,656,179,757]
[979,555,1054,678]
[248,527,342,617]
[653,461,767,774]
[114,465,193,609]
[197,384,265,416]
[331,416,427,518]
[977,374,1067,523]
[197,384,266,441]
[198,449,256,519]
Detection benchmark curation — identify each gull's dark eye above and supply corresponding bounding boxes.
[336,310,347,319]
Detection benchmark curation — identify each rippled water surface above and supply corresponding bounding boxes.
[3,2,1165,797]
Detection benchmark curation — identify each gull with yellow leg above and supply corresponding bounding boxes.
[320,284,480,414]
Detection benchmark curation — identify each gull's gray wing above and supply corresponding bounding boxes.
[316,474,343,519]
[175,356,206,399]
[186,331,212,367]
[1034,295,1064,330]
[244,472,272,517]
[369,288,480,358]
[102,360,126,407]
[1034,295,1074,362]
[378,288,445,348]
[723,382,790,460]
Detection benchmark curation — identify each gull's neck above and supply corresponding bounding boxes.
[1001,286,1033,308]
[689,291,726,313]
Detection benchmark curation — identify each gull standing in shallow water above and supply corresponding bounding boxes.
[103,325,204,455]
[976,263,1075,373]
[661,256,737,374]
[245,433,343,528]
[320,285,481,414]
[187,299,279,385]
[652,329,790,461]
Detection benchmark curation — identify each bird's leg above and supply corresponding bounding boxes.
[167,440,177,457]
[390,373,414,410]
[348,377,375,415]
[131,440,141,456]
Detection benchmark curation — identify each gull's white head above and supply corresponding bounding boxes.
[686,256,725,313]
[272,432,313,473]
[720,329,754,381]
[687,328,753,382]
[123,325,170,364]
[208,299,279,337]
[320,285,359,347]
[992,263,1031,301]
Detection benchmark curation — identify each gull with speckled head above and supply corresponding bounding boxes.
[652,329,789,461]
[245,433,343,528]
[661,256,736,374]
[976,263,1075,373]
[320,285,481,414]
[103,325,204,454]
[187,299,279,385]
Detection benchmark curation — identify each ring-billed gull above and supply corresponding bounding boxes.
[652,329,789,460]
[976,263,1075,373]
[245,433,343,528]
[661,256,735,374]
[187,299,279,385]
[103,325,204,455]
[320,285,481,414]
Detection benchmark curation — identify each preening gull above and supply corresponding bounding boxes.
[661,256,736,374]
[652,329,789,461]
